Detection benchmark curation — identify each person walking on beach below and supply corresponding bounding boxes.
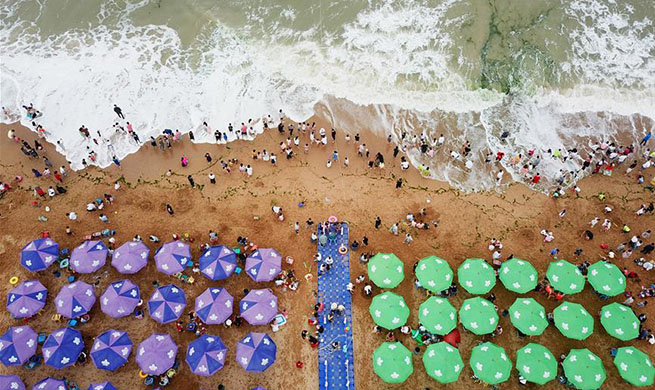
[166,204,174,216]
[208,172,216,184]
[187,175,195,188]
[113,104,124,119]
[375,216,381,229]
[641,131,652,146]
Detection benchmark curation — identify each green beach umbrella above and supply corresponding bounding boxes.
[516,343,557,385]
[422,342,463,384]
[553,301,594,340]
[415,256,453,293]
[587,261,626,297]
[368,253,404,289]
[613,346,655,387]
[562,349,606,390]
[546,259,586,294]
[457,258,496,294]
[369,292,410,330]
[600,303,639,341]
[509,298,548,336]
[470,342,512,385]
[459,297,499,335]
[499,257,538,293]
[373,342,413,383]
[418,297,456,335]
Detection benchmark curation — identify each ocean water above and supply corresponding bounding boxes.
[1,0,654,191]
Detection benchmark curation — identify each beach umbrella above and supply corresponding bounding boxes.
[516,343,557,385]
[54,280,96,318]
[235,332,276,372]
[613,346,655,387]
[199,245,237,281]
[422,342,463,384]
[587,261,625,297]
[43,327,84,369]
[90,329,132,371]
[0,325,38,366]
[508,298,548,336]
[368,253,404,289]
[7,279,47,318]
[562,349,606,390]
[136,334,178,375]
[415,256,453,293]
[87,382,117,390]
[240,288,278,326]
[245,248,282,282]
[499,258,538,293]
[373,342,413,383]
[0,375,24,390]
[599,303,639,341]
[470,342,512,385]
[553,301,593,340]
[369,292,410,330]
[111,241,149,274]
[459,297,499,335]
[457,258,496,294]
[249,388,267,390]
[70,240,108,273]
[185,334,228,376]
[546,259,585,294]
[20,237,59,272]
[154,241,191,275]
[32,378,66,390]
[100,280,140,318]
[195,287,233,325]
[147,284,186,324]
[418,297,456,335]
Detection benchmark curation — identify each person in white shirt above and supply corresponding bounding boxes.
[66,212,77,221]
[326,160,332,168]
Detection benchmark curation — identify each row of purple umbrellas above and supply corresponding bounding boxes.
[20,238,283,282]
[0,376,270,390]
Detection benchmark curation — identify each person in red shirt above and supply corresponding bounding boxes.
[532,173,541,184]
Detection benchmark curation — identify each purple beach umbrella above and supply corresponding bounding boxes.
[90,329,132,371]
[185,334,228,376]
[136,334,178,375]
[240,289,278,326]
[195,287,233,325]
[43,327,84,369]
[7,279,47,318]
[199,245,237,281]
[70,240,108,274]
[32,378,66,390]
[154,241,191,275]
[21,237,59,272]
[0,375,25,390]
[87,382,117,390]
[111,241,149,274]
[55,281,96,318]
[235,332,276,372]
[245,248,282,282]
[0,325,38,366]
[100,280,140,318]
[249,388,268,390]
[147,284,186,324]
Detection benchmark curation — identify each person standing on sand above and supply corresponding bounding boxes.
[208,172,216,184]
[375,216,381,229]
[331,128,336,143]
[113,104,124,119]
[166,204,174,216]
[187,175,195,188]
[396,178,403,188]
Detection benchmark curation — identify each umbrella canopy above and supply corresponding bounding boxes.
[422,342,463,384]
[509,298,548,336]
[249,388,267,390]
[613,346,655,387]
[373,342,413,383]
[587,261,626,297]
[186,334,228,376]
[111,241,149,274]
[20,237,59,272]
[43,327,84,369]
[459,297,499,335]
[457,258,496,294]
[369,292,410,330]
[516,343,557,385]
[368,253,405,289]
[418,297,456,335]
[147,284,186,324]
[245,248,282,282]
[195,287,233,325]
[553,301,594,340]
[0,375,24,390]
[0,325,38,366]
[154,241,191,275]
[87,382,117,390]
[600,303,639,341]
[32,378,66,390]
[235,332,276,372]
[54,281,96,318]
[90,329,132,371]
[136,334,178,375]
[546,259,585,294]
[499,258,538,293]
[7,279,47,318]
[100,280,140,318]
[415,256,453,293]
[70,240,108,273]
[199,245,237,281]
[562,349,606,390]
[470,342,512,385]
[240,289,278,326]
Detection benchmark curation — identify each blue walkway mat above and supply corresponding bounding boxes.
[317,222,356,390]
